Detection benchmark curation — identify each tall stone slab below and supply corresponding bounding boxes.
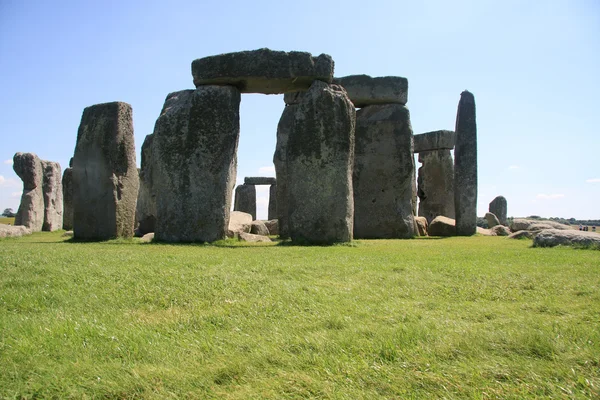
[41,160,63,231]
[234,184,256,220]
[273,104,296,239]
[13,152,44,231]
[454,91,478,236]
[417,150,455,223]
[73,102,139,240]
[153,86,240,242]
[353,104,415,238]
[286,81,355,244]
[62,163,73,230]
[268,184,277,220]
[136,134,156,235]
[489,196,507,226]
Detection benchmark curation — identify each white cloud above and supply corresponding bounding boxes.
[0,175,20,188]
[536,193,565,200]
[585,178,600,183]
[3,159,13,165]
[508,165,519,170]
[11,191,21,197]
[258,165,275,174]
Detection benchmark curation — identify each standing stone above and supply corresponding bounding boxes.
[353,104,415,238]
[61,163,73,230]
[484,212,500,228]
[153,86,240,242]
[286,81,355,244]
[234,184,257,220]
[73,102,139,240]
[417,150,455,223]
[41,161,63,231]
[273,104,296,239]
[454,91,477,236]
[268,184,277,220]
[489,196,507,226]
[136,134,156,235]
[13,152,44,231]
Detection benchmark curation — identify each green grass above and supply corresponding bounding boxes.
[0,216,15,225]
[1,232,599,399]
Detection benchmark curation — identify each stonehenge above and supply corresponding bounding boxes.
[62,158,73,230]
[136,134,156,235]
[489,196,507,226]
[233,177,277,222]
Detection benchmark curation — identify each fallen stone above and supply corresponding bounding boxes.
[13,152,44,231]
[413,130,455,153]
[417,149,454,223]
[263,219,279,236]
[140,232,155,243]
[510,219,572,232]
[507,230,535,240]
[234,184,257,220]
[428,216,456,237]
[227,211,253,238]
[244,177,276,185]
[414,216,428,236]
[239,232,272,243]
[533,229,600,248]
[0,224,32,238]
[41,160,63,231]
[136,134,156,235]
[489,196,507,226]
[61,167,73,230]
[485,212,500,228]
[250,220,270,236]
[62,230,74,237]
[332,75,408,107]
[491,225,511,236]
[477,227,496,236]
[192,48,334,94]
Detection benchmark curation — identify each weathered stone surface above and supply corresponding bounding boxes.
[234,184,257,221]
[491,225,511,236]
[13,152,45,231]
[227,211,252,238]
[41,161,63,231]
[192,49,334,94]
[263,219,279,236]
[510,219,571,232]
[332,75,408,108]
[484,212,500,228]
[507,230,535,240]
[153,87,240,242]
[413,130,455,153]
[287,81,355,244]
[73,101,139,240]
[244,177,276,185]
[136,134,156,235]
[489,196,508,226]
[414,216,428,236]
[283,91,305,105]
[353,104,415,238]
[268,184,277,220]
[273,104,296,239]
[428,216,456,237]
[477,227,496,236]
[140,232,154,243]
[454,91,478,236]
[0,223,32,238]
[239,232,272,243]
[417,150,454,224]
[533,229,600,248]
[250,220,270,236]
[62,167,73,230]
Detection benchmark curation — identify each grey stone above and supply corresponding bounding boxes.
[333,75,408,108]
[136,134,156,235]
[507,230,535,240]
[484,212,500,228]
[73,101,139,240]
[152,87,240,242]
[417,150,454,224]
[41,160,63,231]
[192,48,334,94]
[238,232,272,243]
[234,184,257,221]
[244,177,276,185]
[0,223,32,238]
[428,216,456,237]
[533,229,600,248]
[227,211,253,238]
[62,167,73,230]
[489,196,507,226]
[413,130,455,153]
[140,232,155,243]
[454,91,478,236]
[353,104,415,238]
[286,81,355,244]
[250,220,270,236]
[13,152,44,231]
[273,104,296,239]
[477,227,496,236]
[263,219,279,236]
[268,184,277,220]
[491,225,511,236]
[283,91,305,105]
[510,219,571,232]
[414,216,428,236]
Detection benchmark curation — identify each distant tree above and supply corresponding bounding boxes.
[2,208,15,217]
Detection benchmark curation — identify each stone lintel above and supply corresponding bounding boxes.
[244,177,276,185]
[413,130,455,153]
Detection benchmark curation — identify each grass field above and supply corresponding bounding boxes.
[0,216,15,225]
[1,232,599,399]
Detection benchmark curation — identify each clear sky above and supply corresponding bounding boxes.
[1,0,598,220]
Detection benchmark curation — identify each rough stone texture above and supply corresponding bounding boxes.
[140,232,155,243]
[227,211,253,238]
[244,177,276,185]
[153,87,240,242]
[136,134,156,235]
[477,227,496,236]
[239,232,272,243]
[41,161,63,231]
[353,104,415,238]
[62,167,73,230]
[413,130,455,153]
[417,150,454,224]
[0,224,32,238]
[73,102,139,240]
[428,216,456,237]
[273,104,296,239]
[414,216,428,236]
[283,91,305,105]
[507,230,536,240]
[13,152,44,231]
[250,220,270,236]
[510,219,571,232]
[489,196,508,226]
[263,219,279,236]
[268,184,277,220]
[485,212,500,228]
[491,225,511,236]
[287,81,355,244]
[192,49,334,94]
[332,75,408,108]
[533,229,600,248]
[454,91,478,236]
[234,184,257,221]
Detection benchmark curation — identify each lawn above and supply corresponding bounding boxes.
[0,232,599,399]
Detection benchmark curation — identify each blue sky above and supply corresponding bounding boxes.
[1,0,598,220]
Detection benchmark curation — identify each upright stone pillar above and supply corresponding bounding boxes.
[136,134,156,235]
[153,86,240,242]
[454,91,477,236]
[274,103,297,239]
[73,102,139,240]
[489,196,507,226]
[417,150,455,223]
[13,152,44,231]
[268,184,277,220]
[234,184,256,220]
[353,104,415,238]
[61,159,73,230]
[286,81,355,244]
[41,160,63,231]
